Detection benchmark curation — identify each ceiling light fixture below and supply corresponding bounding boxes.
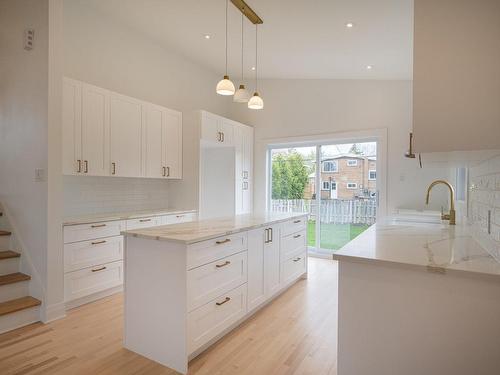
[248,23,263,110]
[204,34,211,39]
[234,12,250,103]
[346,22,354,28]
[366,65,373,70]
[251,66,256,71]
[216,0,235,95]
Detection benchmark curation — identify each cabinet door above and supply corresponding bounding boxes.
[264,224,281,296]
[247,228,266,311]
[234,125,244,215]
[164,110,182,179]
[200,111,220,143]
[144,104,164,178]
[62,78,82,175]
[81,84,109,176]
[242,125,254,214]
[110,93,143,177]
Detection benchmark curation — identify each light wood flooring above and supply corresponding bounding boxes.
[0,257,338,375]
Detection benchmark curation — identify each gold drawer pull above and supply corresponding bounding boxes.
[91,266,107,272]
[91,240,106,245]
[293,257,301,262]
[293,220,301,224]
[215,238,231,245]
[91,224,106,228]
[293,234,301,239]
[216,260,231,268]
[216,297,230,306]
[139,218,152,222]
[176,215,184,218]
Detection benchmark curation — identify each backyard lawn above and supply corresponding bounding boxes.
[307,220,370,251]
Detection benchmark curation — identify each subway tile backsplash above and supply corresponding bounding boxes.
[63,175,170,217]
[469,153,500,262]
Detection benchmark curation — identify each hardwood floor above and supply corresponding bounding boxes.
[0,257,338,375]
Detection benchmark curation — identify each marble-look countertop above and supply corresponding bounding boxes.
[122,212,309,245]
[333,221,500,279]
[63,208,197,226]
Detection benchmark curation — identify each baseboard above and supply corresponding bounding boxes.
[65,285,123,311]
[41,301,66,323]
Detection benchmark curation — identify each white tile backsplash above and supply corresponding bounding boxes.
[469,153,500,262]
[64,175,170,217]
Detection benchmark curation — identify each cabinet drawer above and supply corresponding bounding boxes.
[187,284,247,354]
[126,216,162,230]
[64,260,123,301]
[64,236,123,273]
[64,220,125,244]
[281,250,307,286]
[280,230,307,262]
[281,217,307,237]
[187,232,248,270]
[187,251,247,311]
[163,212,197,225]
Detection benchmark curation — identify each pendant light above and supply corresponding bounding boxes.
[234,13,250,103]
[248,23,263,109]
[216,0,235,96]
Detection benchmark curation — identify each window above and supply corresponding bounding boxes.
[322,160,338,172]
[369,170,376,180]
[347,159,358,166]
[347,182,357,189]
[322,181,331,190]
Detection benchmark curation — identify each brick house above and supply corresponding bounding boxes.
[304,154,376,200]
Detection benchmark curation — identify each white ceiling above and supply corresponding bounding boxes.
[82,0,413,80]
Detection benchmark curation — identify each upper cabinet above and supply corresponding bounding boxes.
[62,77,182,179]
[200,111,234,147]
[413,0,500,152]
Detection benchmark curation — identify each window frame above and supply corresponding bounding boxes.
[322,160,338,173]
[368,170,377,180]
[346,159,358,167]
[346,182,358,189]
[321,181,331,191]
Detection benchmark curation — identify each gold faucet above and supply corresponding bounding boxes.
[425,180,456,225]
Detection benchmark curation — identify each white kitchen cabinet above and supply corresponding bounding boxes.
[234,123,253,215]
[62,78,82,175]
[200,111,234,146]
[164,109,183,179]
[413,0,500,152]
[109,93,143,177]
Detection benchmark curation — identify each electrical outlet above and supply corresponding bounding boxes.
[35,168,44,182]
[24,28,35,50]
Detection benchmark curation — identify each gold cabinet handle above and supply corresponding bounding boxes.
[221,132,225,142]
[293,234,302,239]
[215,260,231,268]
[90,224,106,228]
[216,297,230,306]
[176,215,184,218]
[264,228,269,244]
[162,166,166,177]
[111,162,116,175]
[215,238,231,245]
[84,160,89,173]
[217,132,221,142]
[293,257,302,262]
[166,166,170,177]
[139,218,151,222]
[91,266,107,272]
[293,220,301,224]
[91,240,106,245]
[77,159,82,173]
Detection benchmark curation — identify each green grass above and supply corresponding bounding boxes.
[307,220,370,251]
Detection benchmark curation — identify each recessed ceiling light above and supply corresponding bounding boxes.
[251,66,256,71]
[366,65,373,70]
[346,22,354,28]
[204,34,211,39]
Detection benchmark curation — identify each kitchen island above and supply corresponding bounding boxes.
[333,221,500,375]
[122,213,308,374]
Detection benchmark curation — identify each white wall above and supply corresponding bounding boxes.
[229,79,453,214]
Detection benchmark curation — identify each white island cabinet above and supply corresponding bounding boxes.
[122,213,308,374]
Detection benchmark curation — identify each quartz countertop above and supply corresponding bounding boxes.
[122,212,309,245]
[63,208,197,226]
[333,221,500,279]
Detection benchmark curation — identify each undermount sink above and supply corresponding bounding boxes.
[389,209,442,225]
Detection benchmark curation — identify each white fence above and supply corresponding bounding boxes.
[271,199,377,225]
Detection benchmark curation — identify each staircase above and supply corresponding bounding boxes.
[0,212,41,334]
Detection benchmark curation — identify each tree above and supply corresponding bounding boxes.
[272,151,310,199]
[349,143,363,155]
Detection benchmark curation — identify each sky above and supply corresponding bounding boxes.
[271,142,377,162]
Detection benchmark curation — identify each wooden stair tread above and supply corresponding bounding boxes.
[0,230,11,236]
[0,251,20,260]
[0,272,31,286]
[0,296,41,316]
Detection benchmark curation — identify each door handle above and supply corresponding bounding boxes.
[293,257,302,262]
[215,260,231,268]
[293,220,301,224]
[139,218,152,223]
[217,132,222,142]
[91,240,107,245]
[264,228,269,243]
[270,227,273,242]
[91,266,107,272]
[84,160,88,173]
[166,166,170,177]
[216,297,231,306]
[90,224,106,228]
[293,234,302,239]
[111,162,116,175]
[221,132,225,142]
[162,166,166,177]
[215,238,231,245]
[77,159,82,173]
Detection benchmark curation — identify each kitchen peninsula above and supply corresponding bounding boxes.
[122,212,308,374]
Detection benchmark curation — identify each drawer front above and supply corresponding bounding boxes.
[64,260,123,301]
[281,217,307,237]
[126,216,162,230]
[187,232,248,270]
[187,251,247,311]
[281,250,307,286]
[280,230,307,262]
[64,235,123,273]
[187,284,247,354]
[163,212,197,225]
[64,220,125,244]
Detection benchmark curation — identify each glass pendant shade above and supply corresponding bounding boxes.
[248,92,264,109]
[233,84,250,103]
[216,75,235,96]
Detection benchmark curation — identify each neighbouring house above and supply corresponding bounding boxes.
[304,154,376,200]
